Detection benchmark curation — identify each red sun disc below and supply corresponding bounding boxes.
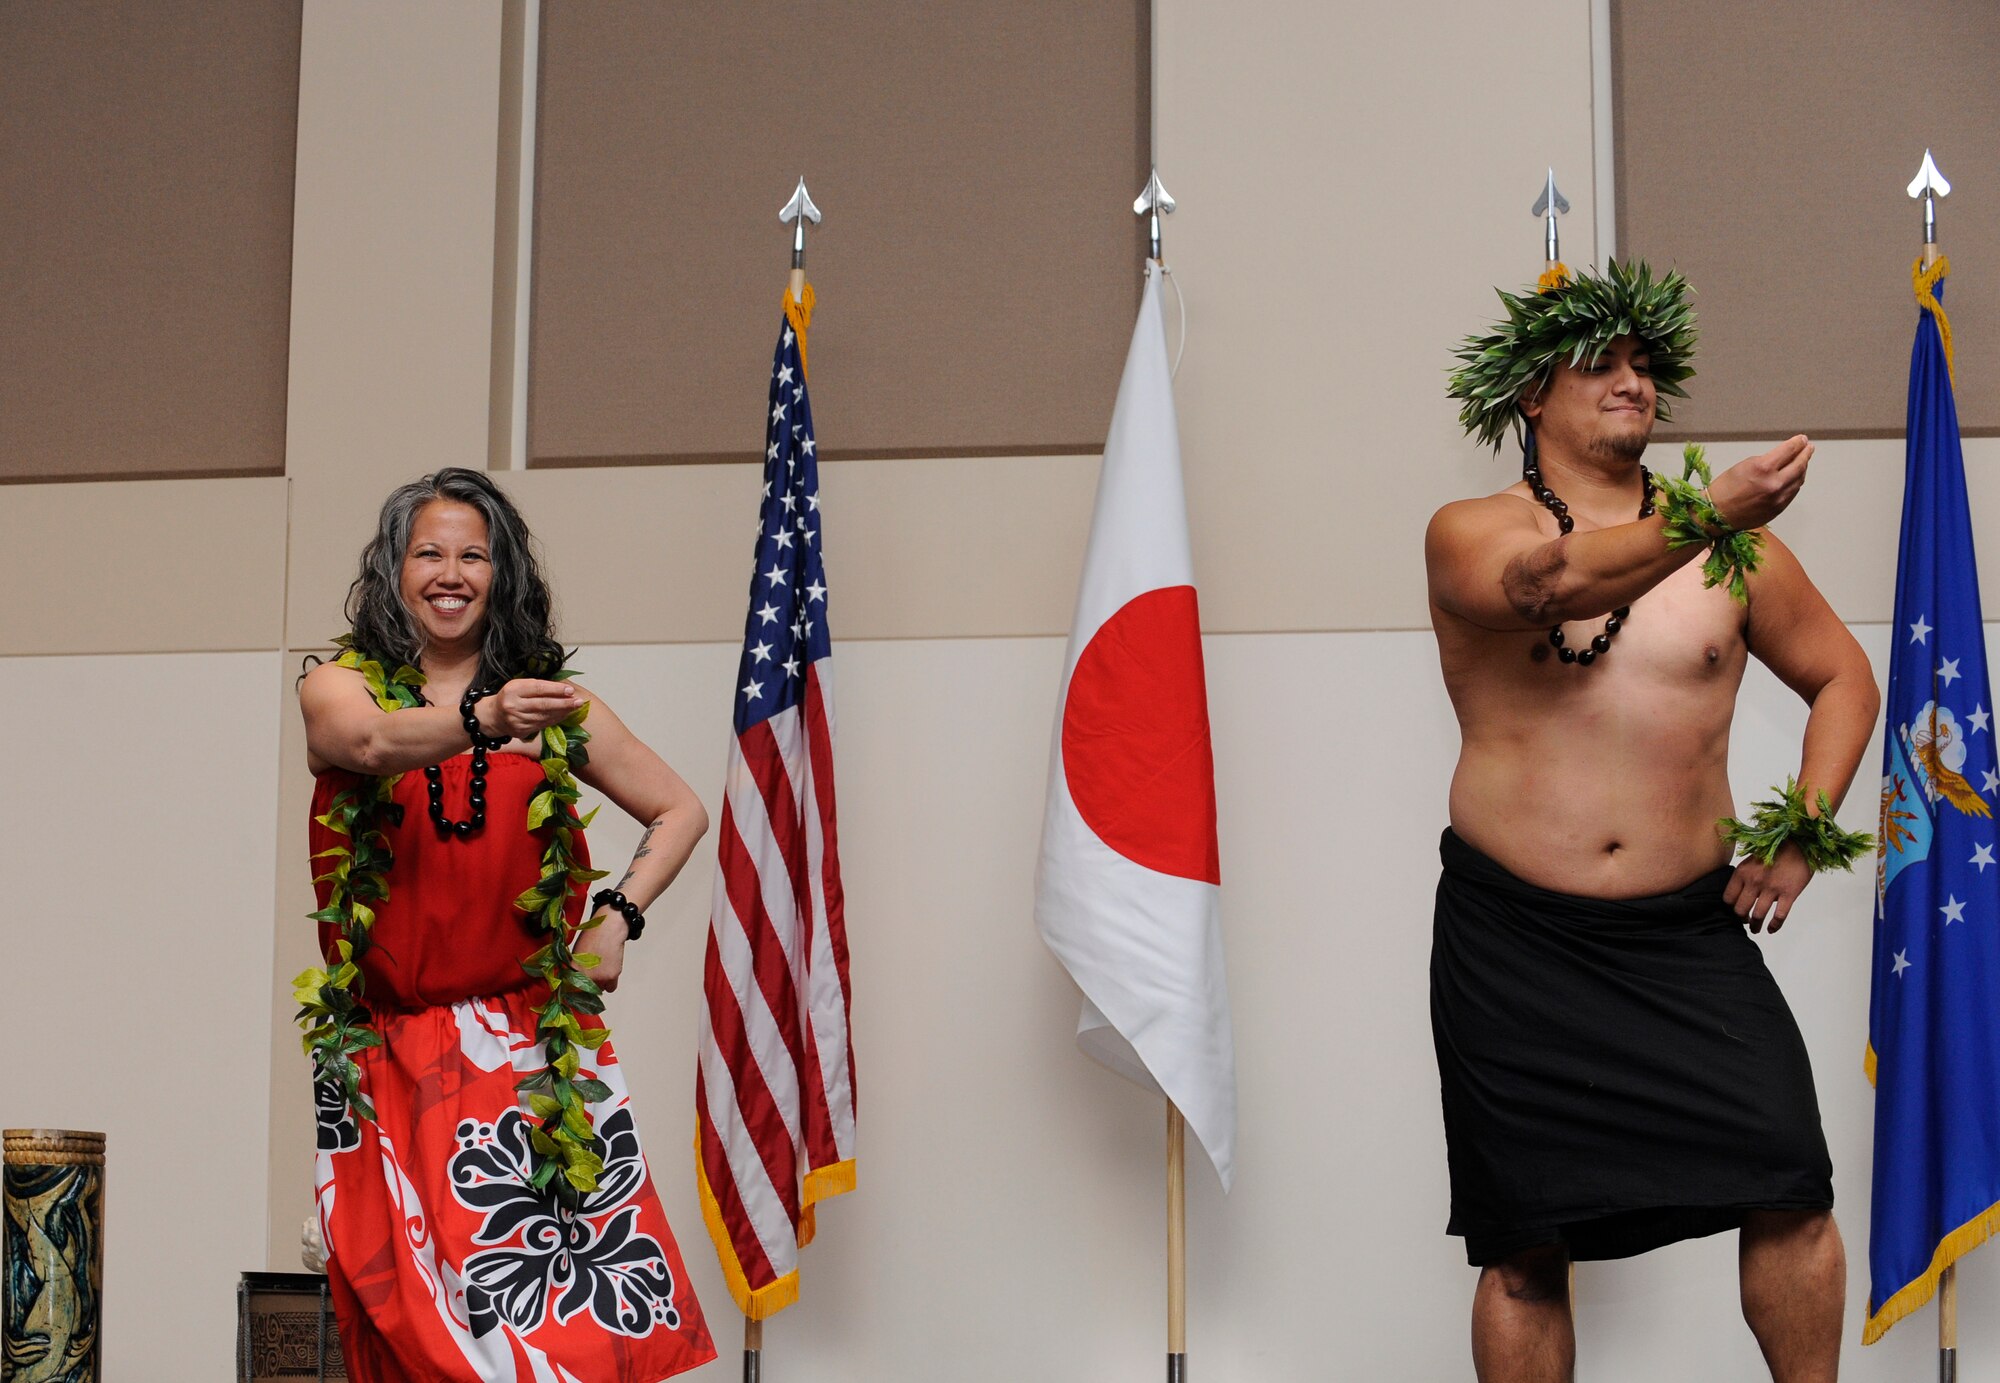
[1060,585,1220,884]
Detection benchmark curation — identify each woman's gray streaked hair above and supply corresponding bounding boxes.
[341,467,568,689]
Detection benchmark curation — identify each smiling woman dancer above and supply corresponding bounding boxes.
[297,467,715,1382]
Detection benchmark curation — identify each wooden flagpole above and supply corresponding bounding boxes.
[1167,1101,1187,1383]
[743,1314,763,1383]
[1939,1264,1957,1383]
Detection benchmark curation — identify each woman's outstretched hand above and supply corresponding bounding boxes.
[475,679,585,743]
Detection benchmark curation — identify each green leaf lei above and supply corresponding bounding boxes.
[1651,443,1764,604]
[293,636,613,1206]
[1718,777,1876,873]
[1448,258,1698,451]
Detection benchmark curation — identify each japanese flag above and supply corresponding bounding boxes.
[1035,263,1237,1189]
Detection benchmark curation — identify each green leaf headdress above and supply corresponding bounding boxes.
[1447,259,1698,451]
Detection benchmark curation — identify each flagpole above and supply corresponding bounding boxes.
[1904,147,1957,1383]
[740,175,825,1383]
[1167,1100,1188,1383]
[1940,1263,1957,1382]
[1131,166,1189,1383]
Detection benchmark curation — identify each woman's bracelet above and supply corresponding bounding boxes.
[591,888,647,941]
[460,684,510,751]
[1718,778,1876,873]
[1653,443,1764,605]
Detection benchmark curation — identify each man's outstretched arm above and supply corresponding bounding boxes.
[1426,436,1815,632]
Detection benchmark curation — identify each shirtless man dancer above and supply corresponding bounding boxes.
[1427,262,1879,1382]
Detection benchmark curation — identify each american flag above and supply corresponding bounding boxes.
[695,290,856,1319]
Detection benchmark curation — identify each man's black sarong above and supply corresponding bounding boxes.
[1430,828,1833,1266]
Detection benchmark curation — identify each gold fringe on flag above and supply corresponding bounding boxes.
[1864,1196,2000,1344]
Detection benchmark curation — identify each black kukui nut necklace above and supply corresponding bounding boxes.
[1523,440,1654,667]
[426,685,510,838]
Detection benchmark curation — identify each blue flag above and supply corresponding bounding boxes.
[1865,260,2000,1342]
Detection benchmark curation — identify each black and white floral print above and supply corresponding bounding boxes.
[315,1077,360,1154]
[449,1107,681,1339]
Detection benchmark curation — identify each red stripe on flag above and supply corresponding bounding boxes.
[717,790,811,1092]
[704,811,804,1229]
[804,665,858,1120]
[739,718,843,1173]
[696,1063,779,1294]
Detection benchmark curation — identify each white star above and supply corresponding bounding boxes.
[767,441,779,461]
[1942,895,1968,924]
[1939,657,1962,686]
[1985,767,2000,795]
[755,601,780,625]
[771,401,786,424]
[791,619,805,638]
[1892,949,1912,977]
[742,678,764,701]
[802,438,816,458]
[801,527,815,545]
[806,492,821,512]
[1910,616,1932,644]
[749,640,773,664]
[806,580,827,603]
[792,387,803,403]
[782,655,801,678]
[796,516,808,531]
[1972,843,1996,873]
[777,363,795,386]
[803,616,815,636]
[1970,704,1991,734]
[783,326,794,347]
[772,528,795,549]
[764,564,788,587]
[791,424,802,438]
[762,480,772,499]
[780,492,797,513]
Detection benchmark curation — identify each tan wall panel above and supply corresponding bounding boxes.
[1614,0,2000,439]
[0,652,283,1381]
[282,0,505,526]
[0,1,300,483]
[528,0,1148,463]
[1157,0,1601,634]
[0,477,289,654]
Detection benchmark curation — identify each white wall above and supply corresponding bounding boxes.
[0,652,284,1379]
[563,627,1996,1381]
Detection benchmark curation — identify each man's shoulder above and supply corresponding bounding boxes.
[1427,489,1541,546]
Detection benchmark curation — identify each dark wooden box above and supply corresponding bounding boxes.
[235,1272,346,1383]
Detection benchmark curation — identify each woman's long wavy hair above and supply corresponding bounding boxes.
[340,468,569,690]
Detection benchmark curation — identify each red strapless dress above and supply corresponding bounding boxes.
[308,753,714,1383]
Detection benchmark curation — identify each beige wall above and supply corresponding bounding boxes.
[0,653,283,1378]
[4,0,1999,1377]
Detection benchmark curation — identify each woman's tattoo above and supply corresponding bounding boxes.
[615,816,666,890]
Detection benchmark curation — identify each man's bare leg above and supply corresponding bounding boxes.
[1740,1209,1845,1382]
[1472,1245,1573,1383]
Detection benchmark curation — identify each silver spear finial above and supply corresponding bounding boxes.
[779,177,822,270]
[1531,168,1570,267]
[1907,150,1951,260]
[1133,168,1176,262]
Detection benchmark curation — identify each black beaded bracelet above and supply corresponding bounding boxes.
[591,889,647,941]
[460,684,509,751]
